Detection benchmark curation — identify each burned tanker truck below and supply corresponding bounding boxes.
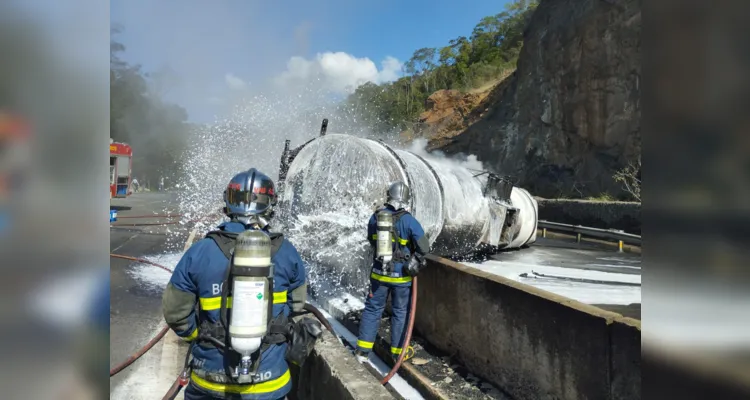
[274,119,538,295]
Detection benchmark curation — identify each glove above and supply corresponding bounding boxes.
[285,317,323,367]
[405,256,426,277]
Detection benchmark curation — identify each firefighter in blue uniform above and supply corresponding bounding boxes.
[162,168,309,400]
[355,181,430,363]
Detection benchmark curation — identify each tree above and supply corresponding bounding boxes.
[613,157,641,202]
[344,0,538,135]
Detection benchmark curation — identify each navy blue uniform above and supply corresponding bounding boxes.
[163,221,306,400]
[356,205,429,357]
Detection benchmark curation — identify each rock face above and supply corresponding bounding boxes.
[438,0,641,199]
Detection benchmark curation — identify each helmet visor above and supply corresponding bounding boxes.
[225,188,274,215]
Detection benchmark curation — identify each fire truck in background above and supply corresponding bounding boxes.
[0,113,30,202]
[110,138,132,199]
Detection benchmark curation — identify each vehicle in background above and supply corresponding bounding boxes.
[110,138,132,199]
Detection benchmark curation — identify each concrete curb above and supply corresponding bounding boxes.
[414,255,641,400]
[290,316,395,400]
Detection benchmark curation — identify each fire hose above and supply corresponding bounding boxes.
[110,213,221,227]
[115,214,183,219]
[380,276,417,386]
[108,253,337,399]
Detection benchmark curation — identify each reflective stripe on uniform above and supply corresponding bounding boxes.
[273,291,287,304]
[199,290,288,310]
[357,340,374,349]
[371,268,404,278]
[182,327,198,342]
[391,347,402,354]
[190,369,291,394]
[370,272,412,284]
[370,234,408,246]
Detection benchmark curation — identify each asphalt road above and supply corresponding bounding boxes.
[110,192,191,399]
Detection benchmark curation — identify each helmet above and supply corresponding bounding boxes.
[224,168,277,217]
[386,181,411,210]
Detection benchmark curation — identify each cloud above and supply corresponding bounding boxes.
[225,73,247,90]
[274,52,403,95]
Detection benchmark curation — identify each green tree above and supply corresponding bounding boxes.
[345,0,538,135]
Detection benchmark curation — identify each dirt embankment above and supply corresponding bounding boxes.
[411,0,641,200]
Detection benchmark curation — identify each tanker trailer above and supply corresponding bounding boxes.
[274,120,538,296]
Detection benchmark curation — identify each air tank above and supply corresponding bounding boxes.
[275,131,538,293]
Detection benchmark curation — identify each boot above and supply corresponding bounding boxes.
[353,349,369,364]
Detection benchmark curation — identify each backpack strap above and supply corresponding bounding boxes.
[268,232,285,259]
[205,230,285,260]
[205,230,239,260]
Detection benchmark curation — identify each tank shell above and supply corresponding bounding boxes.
[276,133,538,294]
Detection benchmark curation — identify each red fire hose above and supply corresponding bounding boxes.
[115,214,183,219]
[109,254,174,380]
[109,324,171,377]
[110,213,220,227]
[380,277,417,385]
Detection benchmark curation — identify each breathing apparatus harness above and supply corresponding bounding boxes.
[191,225,319,385]
[376,207,414,275]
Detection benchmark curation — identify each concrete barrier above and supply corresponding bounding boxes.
[414,255,641,400]
[537,198,641,234]
[289,316,394,400]
[610,317,641,400]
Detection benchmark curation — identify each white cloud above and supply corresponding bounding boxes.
[274,52,403,95]
[225,73,247,90]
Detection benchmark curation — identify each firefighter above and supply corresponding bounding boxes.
[162,168,312,400]
[355,181,430,363]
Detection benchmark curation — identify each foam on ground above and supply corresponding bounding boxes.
[465,260,641,305]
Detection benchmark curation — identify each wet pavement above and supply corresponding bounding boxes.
[464,237,642,319]
[110,192,191,398]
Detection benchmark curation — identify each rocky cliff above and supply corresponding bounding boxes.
[434,0,641,199]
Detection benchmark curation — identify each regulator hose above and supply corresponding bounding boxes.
[380,277,417,385]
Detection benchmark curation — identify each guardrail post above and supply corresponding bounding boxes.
[542,228,547,238]
[618,240,623,252]
[576,233,581,243]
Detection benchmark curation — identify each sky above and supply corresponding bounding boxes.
[110,0,512,123]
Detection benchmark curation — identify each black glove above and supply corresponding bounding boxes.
[405,255,426,277]
[285,317,323,367]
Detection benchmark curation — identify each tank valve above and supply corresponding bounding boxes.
[239,356,252,375]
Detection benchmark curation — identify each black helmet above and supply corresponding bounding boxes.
[386,181,411,209]
[224,168,277,217]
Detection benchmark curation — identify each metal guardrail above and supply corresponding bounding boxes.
[537,220,641,248]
